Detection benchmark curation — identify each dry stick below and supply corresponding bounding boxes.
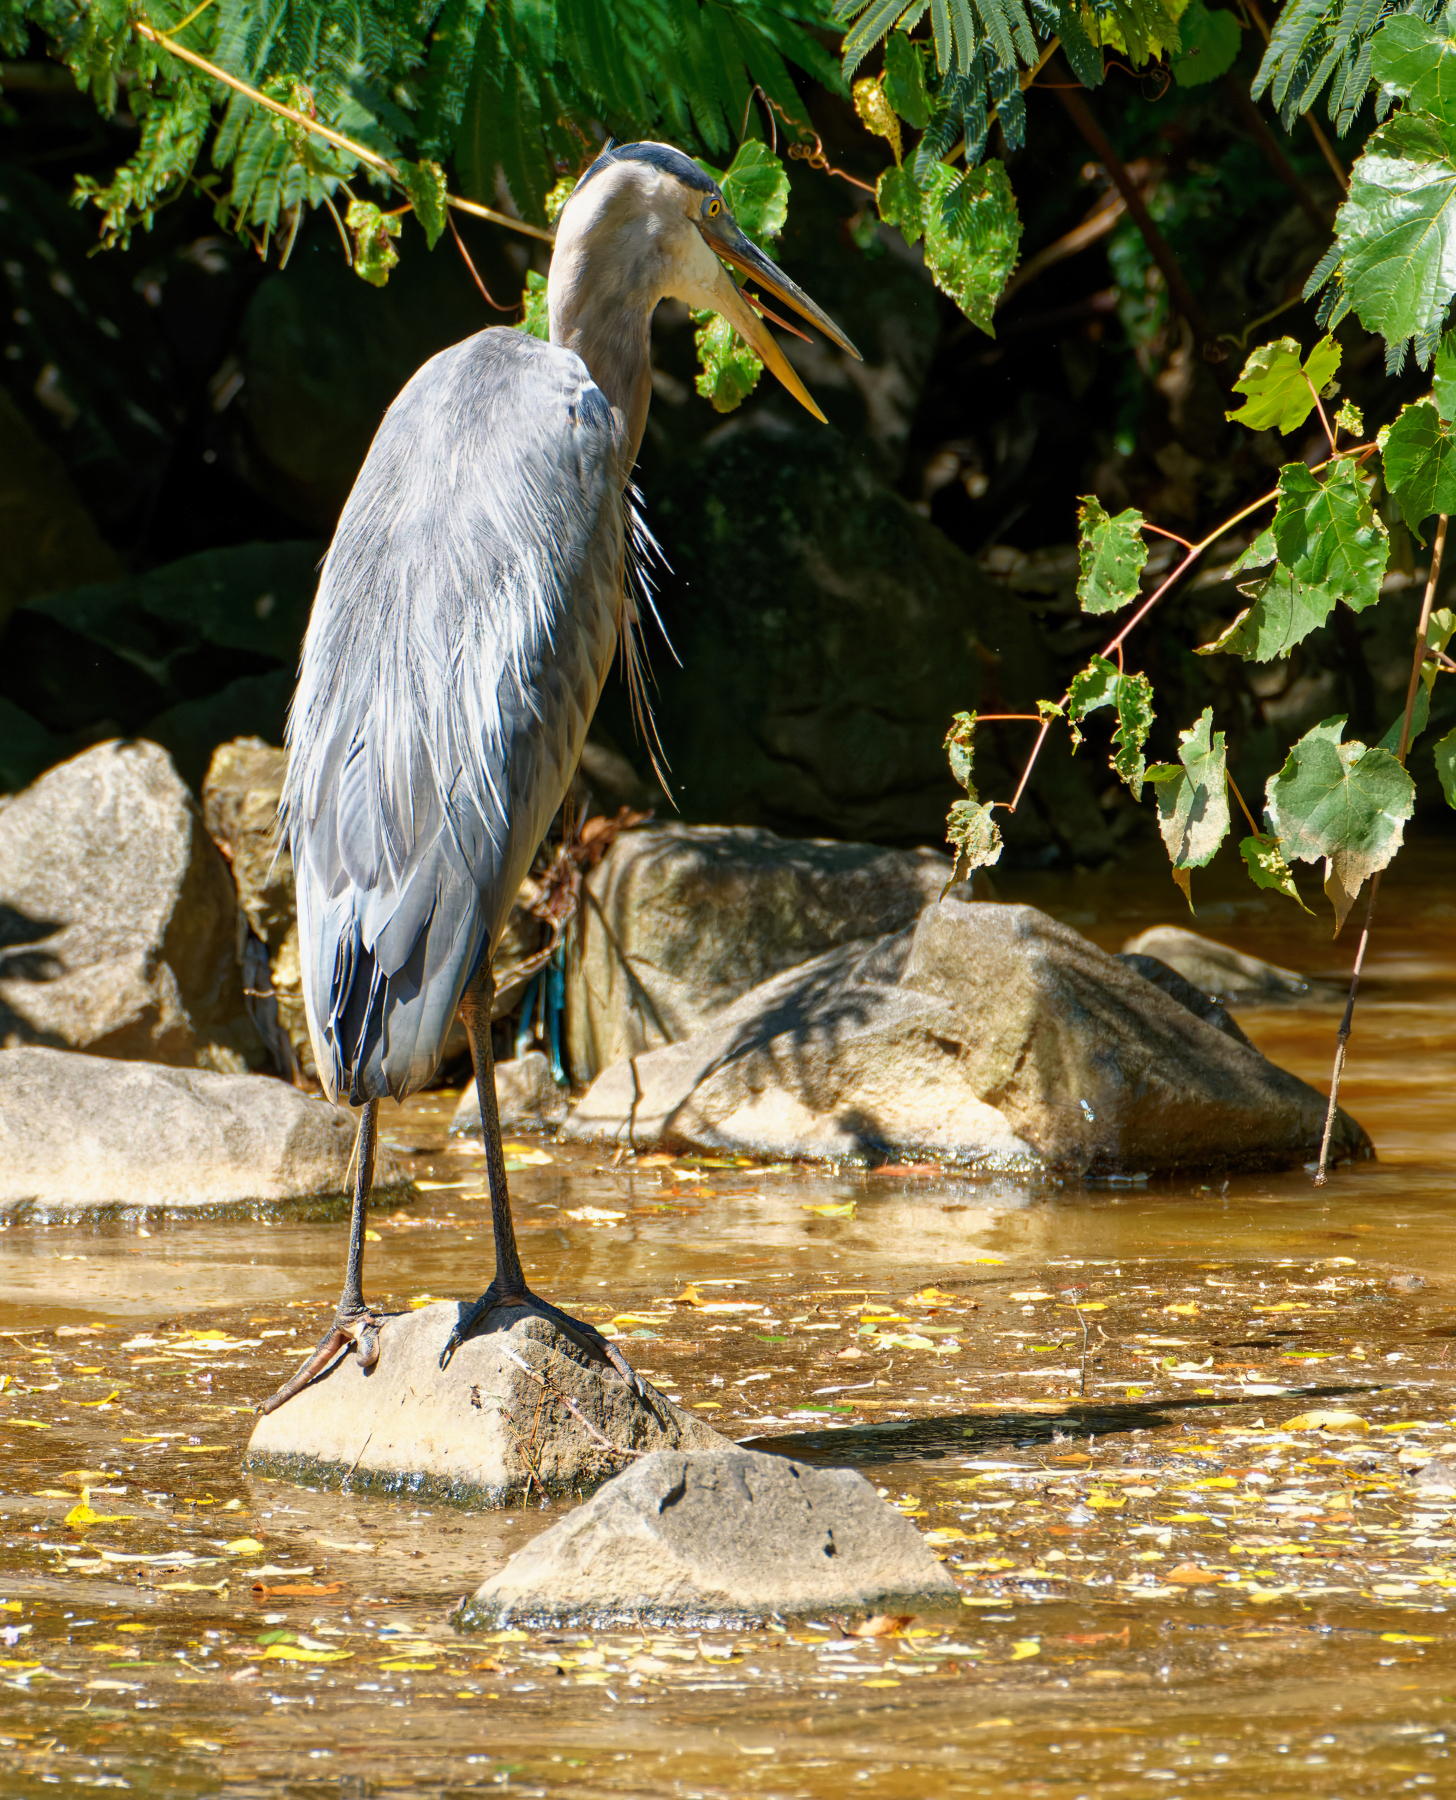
[1313,513,1449,1185]
[132,20,556,244]
[498,1343,648,1460]
[1219,72,1332,231]
[1053,75,1228,377]
[1240,0,1350,195]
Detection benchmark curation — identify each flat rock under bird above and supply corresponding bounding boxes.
[258,140,860,1418]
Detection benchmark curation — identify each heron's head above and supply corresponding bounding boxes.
[550,139,860,423]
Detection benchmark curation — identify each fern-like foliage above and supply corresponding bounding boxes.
[2,0,843,252]
[1252,0,1440,134]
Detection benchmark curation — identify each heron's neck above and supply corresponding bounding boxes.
[549,253,656,480]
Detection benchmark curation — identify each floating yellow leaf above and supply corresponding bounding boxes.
[178,1446,226,1455]
[64,1492,129,1527]
[1163,1303,1200,1316]
[378,1660,435,1671]
[260,1645,352,1664]
[1009,1640,1041,1660]
[225,1538,265,1555]
[1251,1302,1300,1313]
[564,1207,626,1225]
[1,1602,20,1613]
[1284,1410,1369,1432]
[79,1390,120,1409]
[909,1288,960,1306]
[364,1230,381,1242]
[502,1145,554,1164]
[925,1527,969,1544]
[1009,1291,1053,1302]
[7,1420,51,1429]
[408,1295,446,1309]
[415,1181,474,1191]
[803,1202,856,1218]
[1086,1491,1125,1509]
[1381,1633,1435,1644]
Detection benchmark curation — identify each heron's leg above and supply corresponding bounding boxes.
[439,969,646,1397]
[255,1099,383,1416]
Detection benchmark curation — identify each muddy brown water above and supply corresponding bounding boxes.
[1,837,1453,1798]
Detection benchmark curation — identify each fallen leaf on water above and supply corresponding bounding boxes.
[1163,1303,1200,1317]
[803,1202,856,1218]
[160,1580,228,1593]
[408,1295,447,1309]
[379,1660,435,1671]
[364,1229,382,1242]
[564,1207,626,1225]
[315,1538,376,1554]
[925,1527,969,1545]
[469,1657,505,1673]
[7,1420,51,1429]
[224,1538,265,1555]
[1009,1640,1041,1661]
[908,1288,961,1306]
[65,1493,129,1528]
[1284,1410,1369,1432]
[1381,1633,1436,1644]
[844,1614,912,1639]
[252,1581,343,1598]
[1165,1563,1228,1586]
[1086,1492,1125,1510]
[1009,1291,1053,1302]
[502,1145,554,1165]
[415,1181,475,1191]
[260,1645,352,1663]
[1251,1302,1301,1313]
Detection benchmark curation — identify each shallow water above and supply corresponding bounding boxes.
[1,835,1454,1798]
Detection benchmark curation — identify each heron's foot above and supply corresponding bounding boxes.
[255,1305,382,1417]
[440,1282,648,1398]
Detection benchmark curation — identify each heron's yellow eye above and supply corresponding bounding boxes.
[706,198,721,216]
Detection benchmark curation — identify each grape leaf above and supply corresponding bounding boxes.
[1197,566,1338,661]
[919,160,1022,337]
[518,269,550,341]
[1436,725,1456,807]
[1225,335,1342,435]
[1265,715,1417,932]
[943,711,1004,872]
[1435,328,1456,420]
[1145,708,1230,907]
[1241,833,1313,913]
[1271,457,1389,613]
[1229,527,1276,573]
[1370,10,1456,122]
[876,165,924,245]
[883,30,930,129]
[401,160,448,250]
[1171,0,1242,87]
[1066,655,1154,796]
[693,311,763,411]
[1381,398,1456,529]
[1076,496,1149,613]
[1066,655,1120,746]
[1308,109,1456,355]
[344,200,401,287]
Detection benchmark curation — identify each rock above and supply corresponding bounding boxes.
[565,823,960,1086]
[246,1303,726,1505]
[593,429,1111,859]
[1415,1459,1456,1491]
[1119,926,1315,1002]
[567,895,1371,1176]
[461,1446,959,1628]
[1115,954,1253,1048]
[0,740,263,1070]
[451,1050,568,1134]
[0,1045,410,1217]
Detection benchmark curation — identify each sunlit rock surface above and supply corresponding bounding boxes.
[450,1049,568,1135]
[567,894,1371,1176]
[565,823,959,1086]
[247,1303,725,1504]
[461,1447,959,1627]
[1120,924,1318,1001]
[0,740,262,1070]
[0,1045,410,1216]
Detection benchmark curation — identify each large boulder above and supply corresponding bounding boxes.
[0,1045,410,1216]
[564,823,959,1085]
[0,740,262,1070]
[461,1447,959,1628]
[567,894,1371,1176]
[247,1303,725,1504]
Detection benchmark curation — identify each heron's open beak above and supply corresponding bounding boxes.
[697,216,861,424]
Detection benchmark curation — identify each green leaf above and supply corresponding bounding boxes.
[1076,496,1149,613]
[1170,0,1241,87]
[344,200,401,287]
[1145,708,1230,908]
[919,160,1022,337]
[1381,398,1456,529]
[1065,654,1154,796]
[1435,328,1456,421]
[876,164,924,246]
[1308,108,1456,356]
[1197,565,1337,661]
[1240,833,1313,912]
[1265,715,1417,932]
[699,140,790,250]
[518,268,550,340]
[401,160,449,250]
[1271,457,1388,614]
[944,709,981,794]
[1335,398,1366,437]
[1225,335,1341,435]
[946,796,1005,872]
[1067,655,1120,746]
[1055,0,1106,87]
[1376,605,1456,750]
[1435,725,1456,807]
[883,30,930,128]
[1230,527,1276,574]
[693,309,763,411]
[1370,10,1456,121]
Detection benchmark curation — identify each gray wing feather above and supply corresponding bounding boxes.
[282,328,625,1103]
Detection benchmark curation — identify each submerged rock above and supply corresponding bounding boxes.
[461,1446,958,1627]
[0,740,262,1070]
[1119,925,1317,1002]
[565,823,958,1085]
[567,895,1370,1176]
[0,1045,409,1216]
[246,1303,725,1504]
[450,1050,568,1135]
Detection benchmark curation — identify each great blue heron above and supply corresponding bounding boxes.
[259,139,859,1416]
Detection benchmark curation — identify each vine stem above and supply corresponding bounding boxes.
[132,20,557,244]
[1313,512,1449,1186]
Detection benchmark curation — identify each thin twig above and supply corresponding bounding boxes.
[498,1343,647,1460]
[343,1430,373,1482]
[447,212,517,312]
[1313,512,1449,1186]
[1067,1291,1090,1397]
[1306,374,1338,456]
[1225,770,1262,837]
